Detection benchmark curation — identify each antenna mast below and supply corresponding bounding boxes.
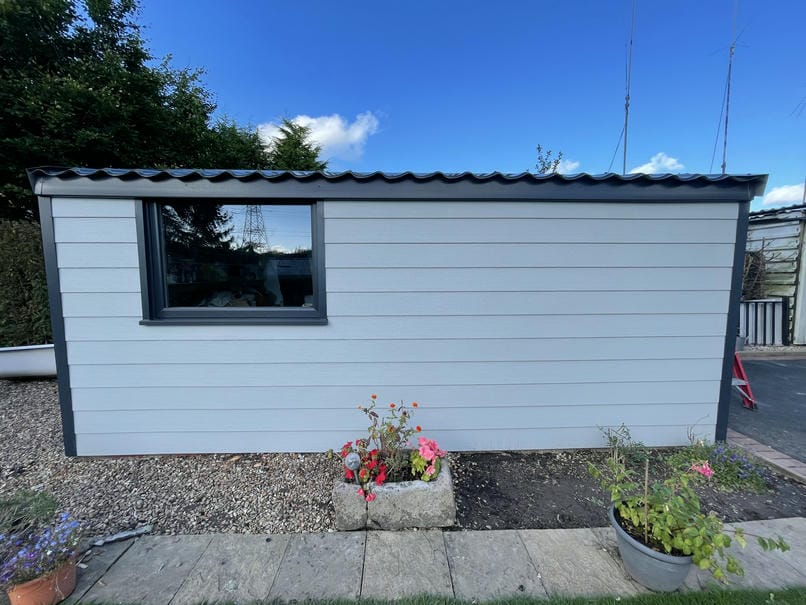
[622,0,636,174]
[721,0,738,175]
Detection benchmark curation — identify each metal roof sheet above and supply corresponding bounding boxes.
[27,167,768,201]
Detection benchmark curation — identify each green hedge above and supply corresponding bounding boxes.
[0,220,51,347]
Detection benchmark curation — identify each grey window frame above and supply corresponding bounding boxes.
[136,198,327,325]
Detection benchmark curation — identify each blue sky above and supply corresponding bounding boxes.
[138,0,805,209]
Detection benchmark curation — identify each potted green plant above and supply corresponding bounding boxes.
[0,492,81,605]
[589,454,789,592]
[331,396,455,530]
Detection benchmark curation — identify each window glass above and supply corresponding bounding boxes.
[160,202,313,308]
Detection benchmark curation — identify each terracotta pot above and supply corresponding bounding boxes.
[6,560,77,605]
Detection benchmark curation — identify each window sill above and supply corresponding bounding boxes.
[139,317,328,326]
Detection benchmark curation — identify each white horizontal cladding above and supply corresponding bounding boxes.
[324,218,737,244]
[67,336,726,365]
[73,403,716,434]
[62,293,142,317]
[328,291,731,316]
[53,217,137,243]
[326,243,736,269]
[68,358,724,388]
[56,243,139,268]
[74,424,707,455]
[51,198,136,218]
[324,201,739,220]
[59,268,140,293]
[327,267,733,293]
[64,314,728,340]
[71,381,721,411]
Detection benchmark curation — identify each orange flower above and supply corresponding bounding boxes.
[412,402,418,407]
[389,403,396,409]
[416,425,422,432]
[371,394,377,400]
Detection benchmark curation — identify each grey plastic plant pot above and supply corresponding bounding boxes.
[608,504,693,592]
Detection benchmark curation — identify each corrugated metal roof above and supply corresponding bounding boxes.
[28,166,767,186]
[750,202,806,221]
[27,167,768,201]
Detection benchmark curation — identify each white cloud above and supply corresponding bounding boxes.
[258,111,379,162]
[629,152,685,174]
[763,184,805,206]
[555,159,581,174]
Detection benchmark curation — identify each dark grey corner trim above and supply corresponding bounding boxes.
[716,201,750,442]
[38,197,77,457]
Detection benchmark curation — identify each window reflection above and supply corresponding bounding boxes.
[161,202,313,308]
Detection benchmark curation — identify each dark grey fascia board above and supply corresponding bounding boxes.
[31,175,766,202]
[38,196,77,457]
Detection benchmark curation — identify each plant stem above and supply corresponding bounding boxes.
[643,458,649,544]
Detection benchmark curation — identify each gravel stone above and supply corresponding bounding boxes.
[0,379,341,536]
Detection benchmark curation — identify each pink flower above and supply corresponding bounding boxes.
[419,444,436,461]
[357,488,365,496]
[366,493,376,502]
[426,463,436,476]
[691,461,714,478]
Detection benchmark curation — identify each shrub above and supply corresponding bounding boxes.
[667,441,770,492]
[0,220,51,346]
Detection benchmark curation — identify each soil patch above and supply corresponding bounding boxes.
[449,449,806,530]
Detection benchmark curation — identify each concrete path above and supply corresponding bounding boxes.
[57,518,806,604]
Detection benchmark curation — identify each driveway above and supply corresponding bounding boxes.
[729,357,806,463]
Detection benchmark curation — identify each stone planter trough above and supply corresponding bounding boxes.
[333,460,456,530]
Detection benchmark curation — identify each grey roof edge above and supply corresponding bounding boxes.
[27,167,768,201]
[749,201,806,221]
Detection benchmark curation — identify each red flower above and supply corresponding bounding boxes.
[359,468,369,480]
[375,468,387,485]
[415,425,422,432]
[389,403,396,408]
[357,488,365,496]
[412,402,418,407]
[367,460,378,470]
[366,493,376,502]
[371,394,377,400]
[345,469,354,480]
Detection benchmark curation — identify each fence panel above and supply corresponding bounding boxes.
[739,298,789,346]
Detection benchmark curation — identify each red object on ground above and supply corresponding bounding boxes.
[733,353,757,410]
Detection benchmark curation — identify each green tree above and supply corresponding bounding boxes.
[0,0,272,221]
[266,119,328,171]
[534,144,564,174]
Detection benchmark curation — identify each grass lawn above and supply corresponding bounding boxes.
[305,589,803,605]
[146,587,806,605]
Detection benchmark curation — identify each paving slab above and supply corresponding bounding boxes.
[361,530,453,599]
[519,527,647,597]
[267,532,365,602]
[684,520,806,591]
[63,540,134,605]
[444,530,547,601]
[171,534,290,605]
[79,535,211,605]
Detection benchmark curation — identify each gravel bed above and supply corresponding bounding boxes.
[0,379,341,537]
[744,345,806,352]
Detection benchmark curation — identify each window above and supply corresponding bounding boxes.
[139,199,326,324]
